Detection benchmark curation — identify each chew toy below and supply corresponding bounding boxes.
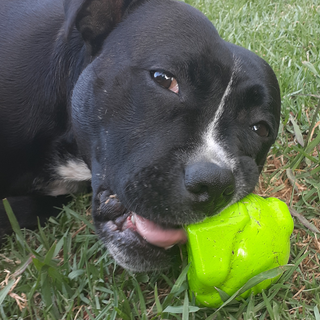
[186,194,294,307]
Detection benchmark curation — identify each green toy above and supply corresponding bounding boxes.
[186,194,294,307]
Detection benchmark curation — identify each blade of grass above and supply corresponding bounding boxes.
[182,290,189,320]
[314,305,320,320]
[154,283,163,314]
[163,305,200,314]
[289,114,304,147]
[0,279,15,306]
[132,278,147,319]
[2,199,30,251]
[162,264,190,309]
[244,293,256,320]
[213,265,294,314]
[262,290,274,320]
[37,217,50,250]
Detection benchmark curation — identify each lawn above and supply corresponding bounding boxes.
[1,0,320,319]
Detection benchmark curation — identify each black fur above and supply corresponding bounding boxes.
[0,0,280,271]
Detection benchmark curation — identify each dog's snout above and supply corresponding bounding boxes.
[185,162,235,214]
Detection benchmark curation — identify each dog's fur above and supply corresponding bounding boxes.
[0,0,280,271]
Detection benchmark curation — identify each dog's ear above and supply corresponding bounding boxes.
[64,0,141,56]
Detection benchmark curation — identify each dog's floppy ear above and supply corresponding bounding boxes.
[64,0,140,56]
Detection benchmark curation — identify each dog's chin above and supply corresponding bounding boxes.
[92,191,186,272]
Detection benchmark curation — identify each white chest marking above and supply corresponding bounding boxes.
[57,159,92,181]
[42,159,92,196]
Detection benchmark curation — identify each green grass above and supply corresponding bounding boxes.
[1,0,320,319]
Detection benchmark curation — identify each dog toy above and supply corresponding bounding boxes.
[185,194,294,307]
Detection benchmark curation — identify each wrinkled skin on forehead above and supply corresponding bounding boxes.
[70,0,280,271]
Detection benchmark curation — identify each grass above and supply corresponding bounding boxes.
[1,0,320,318]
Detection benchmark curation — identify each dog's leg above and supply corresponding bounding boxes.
[0,195,69,244]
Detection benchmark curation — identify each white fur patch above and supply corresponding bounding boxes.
[39,159,92,196]
[45,180,82,196]
[204,57,241,151]
[57,159,92,181]
[189,58,241,168]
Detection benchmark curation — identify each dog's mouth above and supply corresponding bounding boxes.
[95,191,187,250]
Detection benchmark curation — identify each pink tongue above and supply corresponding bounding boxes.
[134,214,187,248]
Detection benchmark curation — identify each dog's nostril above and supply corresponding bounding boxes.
[188,183,209,195]
[223,185,235,197]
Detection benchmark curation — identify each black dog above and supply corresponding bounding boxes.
[0,0,280,271]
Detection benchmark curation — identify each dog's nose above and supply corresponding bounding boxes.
[185,162,235,214]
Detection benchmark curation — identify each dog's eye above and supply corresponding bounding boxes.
[151,70,179,94]
[251,122,270,137]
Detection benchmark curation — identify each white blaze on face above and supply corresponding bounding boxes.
[193,57,241,169]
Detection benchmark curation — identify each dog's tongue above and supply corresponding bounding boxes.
[134,214,187,248]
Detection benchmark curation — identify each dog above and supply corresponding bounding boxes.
[0,0,281,272]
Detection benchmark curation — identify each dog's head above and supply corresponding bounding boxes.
[66,0,281,271]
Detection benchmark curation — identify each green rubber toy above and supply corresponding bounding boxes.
[186,194,294,307]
